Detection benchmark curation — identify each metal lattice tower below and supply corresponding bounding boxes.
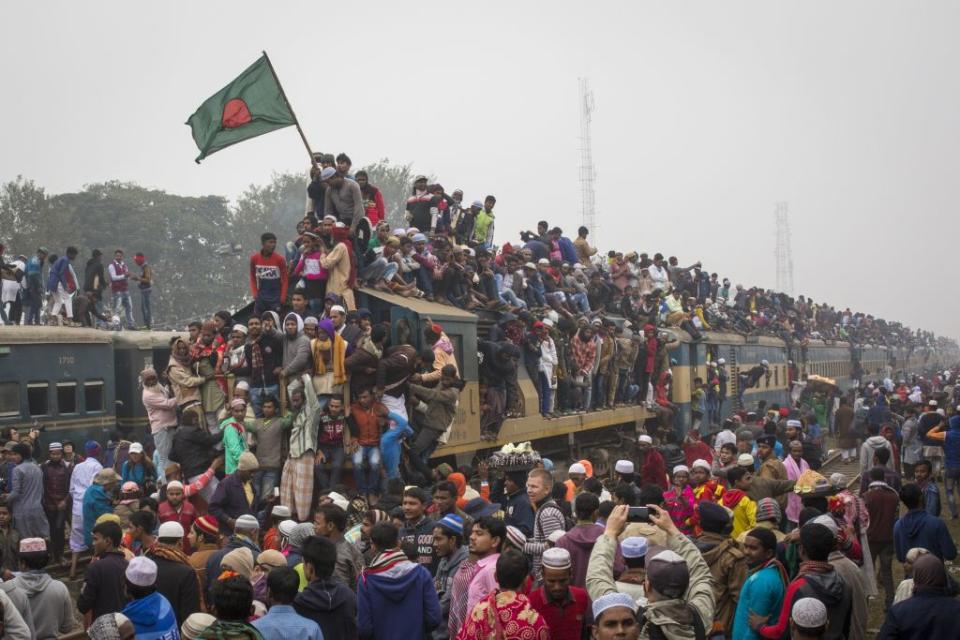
[774,202,794,294]
[578,78,598,245]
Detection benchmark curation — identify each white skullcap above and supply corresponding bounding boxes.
[165,480,184,491]
[673,465,689,475]
[568,463,587,475]
[737,454,755,466]
[928,399,938,406]
[232,323,248,334]
[791,597,828,629]
[542,547,572,570]
[330,305,346,314]
[234,380,250,391]
[271,505,292,519]
[278,520,298,537]
[542,318,554,327]
[614,460,634,474]
[157,521,184,539]
[125,556,158,587]
[809,514,839,535]
[786,419,802,428]
[592,592,638,620]
[691,459,711,471]
[638,434,653,444]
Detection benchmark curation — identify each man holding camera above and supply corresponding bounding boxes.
[586,503,714,639]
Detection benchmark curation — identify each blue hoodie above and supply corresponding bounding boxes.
[894,508,958,562]
[357,557,441,640]
[82,484,114,547]
[122,592,180,640]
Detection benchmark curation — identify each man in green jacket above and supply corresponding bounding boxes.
[586,504,714,640]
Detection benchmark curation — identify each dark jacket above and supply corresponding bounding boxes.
[294,578,358,640]
[345,344,379,397]
[83,258,106,294]
[148,552,201,626]
[357,560,441,640]
[77,551,128,619]
[233,332,283,390]
[500,485,535,537]
[760,568,852,640]
[400,516,438,574]
[376,345,417,396]
[209,474,258,533]
[894,509,958,562]
[168,425,219,480]
[877,588,960,640]
[863,482,900,545]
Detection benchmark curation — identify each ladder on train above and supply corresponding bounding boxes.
[730,347,742,411]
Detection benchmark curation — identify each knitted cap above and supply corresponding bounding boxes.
[505,525,527,550]
[755,498,781,523]
[193,515,219,537]
[541,547,572,570]
[620,536,648,559]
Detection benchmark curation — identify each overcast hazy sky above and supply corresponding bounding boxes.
[3,1,958,337]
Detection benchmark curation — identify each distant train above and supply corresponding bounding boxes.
[1,291,955,473]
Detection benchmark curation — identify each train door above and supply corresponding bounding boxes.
[390,306,420,350]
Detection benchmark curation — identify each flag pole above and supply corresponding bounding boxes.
[261,50,316,169]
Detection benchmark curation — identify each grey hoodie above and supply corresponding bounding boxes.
[13,571,76,640]
[0,588,31,640]
[860,435,894,476]
[0,579,35,638]
[281,313,311,378]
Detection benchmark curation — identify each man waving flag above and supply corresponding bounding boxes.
[186,53,300,163]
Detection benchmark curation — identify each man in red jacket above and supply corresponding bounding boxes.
[638,435,668,489]
[528,547,592,640]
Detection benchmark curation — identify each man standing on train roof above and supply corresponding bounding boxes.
[46,246,78,324]
[249,232,288,316]
[107,249,136,330]
[321,167,364,236]
[23,246,47,325]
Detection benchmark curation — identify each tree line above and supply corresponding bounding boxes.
[0,159,420,328]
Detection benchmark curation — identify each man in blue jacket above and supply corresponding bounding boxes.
[121,556,180,640]
[46,246,78,323]
[894,483,957,562]
[357,522,441,640]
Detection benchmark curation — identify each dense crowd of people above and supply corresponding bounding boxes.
[0,157,958,640]
[0,364,957,639]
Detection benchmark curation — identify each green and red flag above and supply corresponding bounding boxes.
[186,54,297,163]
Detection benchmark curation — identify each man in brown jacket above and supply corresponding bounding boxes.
[694,501,747,637]
[756,434,789,510]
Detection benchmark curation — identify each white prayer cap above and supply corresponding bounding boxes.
[157,521,184,539]
[691,459,711,471]
[791,597,828,629]
[125,556,158,587]
[592,592,638,620]
[568,463,587,475]
[542,547,571,570]
[614,460,634,474]
[638,434,653,445]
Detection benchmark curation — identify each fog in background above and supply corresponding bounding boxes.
[2,1,957,337]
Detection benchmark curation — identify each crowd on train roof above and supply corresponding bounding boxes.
[0,154,959,639]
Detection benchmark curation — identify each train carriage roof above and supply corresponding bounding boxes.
[360,287,478,322]
[0,326,113,345]
[113,331,184,348]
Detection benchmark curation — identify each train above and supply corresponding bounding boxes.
[1,289,956,474]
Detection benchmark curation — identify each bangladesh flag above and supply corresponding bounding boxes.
[186,54,297,163]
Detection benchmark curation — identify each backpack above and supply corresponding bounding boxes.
[639,603,706,640]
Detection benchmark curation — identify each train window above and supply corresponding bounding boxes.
[774,367,779,387]
[57,382,77,415]
[0,383,18,418]
[27,382,49,416]
[84,380,104,413]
